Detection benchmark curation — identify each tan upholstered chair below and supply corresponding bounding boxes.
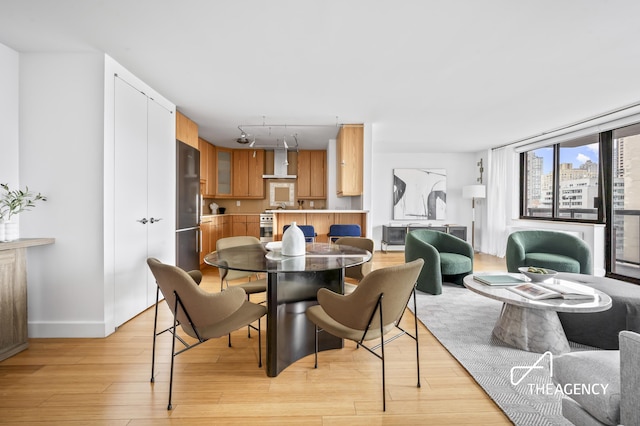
[147,258,266,410]
[334,236,374,294]
[305,259,424,411]
[216,236,268,296]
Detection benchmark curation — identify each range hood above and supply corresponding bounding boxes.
[262,149,297,179]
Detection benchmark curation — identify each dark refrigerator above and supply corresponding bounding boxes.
[176,140,200,272]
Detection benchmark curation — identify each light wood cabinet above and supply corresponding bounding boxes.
[0,239,54,361]
[199,138,216,198]
[216,147,233,197]
[199,217,212,264]
[232,149,264,198]
[336,124,364,197]
[297,150,326,199]
[176,111,198,149]
[273,211,366,243]
[230,214,260,238]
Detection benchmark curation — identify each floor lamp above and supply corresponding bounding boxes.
[462,184,486,252]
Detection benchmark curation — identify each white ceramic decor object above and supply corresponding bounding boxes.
[281,222,306,256]
[3,220,18,241]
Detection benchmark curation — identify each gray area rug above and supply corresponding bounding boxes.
[409,283,592,426]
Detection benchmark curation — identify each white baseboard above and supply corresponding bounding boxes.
[28,321,114,338]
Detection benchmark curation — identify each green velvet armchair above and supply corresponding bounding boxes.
[506,230,593,274]
[404,229,474,295]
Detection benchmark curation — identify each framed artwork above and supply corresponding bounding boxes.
[393,168,447,220]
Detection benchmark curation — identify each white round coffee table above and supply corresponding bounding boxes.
[463,273,612,354]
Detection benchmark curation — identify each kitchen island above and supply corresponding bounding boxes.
[270,209,368,242]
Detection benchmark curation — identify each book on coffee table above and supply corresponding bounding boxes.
[473,274,526,286]
[508,282,595,300]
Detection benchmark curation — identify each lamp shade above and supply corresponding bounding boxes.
[462,184,486,199]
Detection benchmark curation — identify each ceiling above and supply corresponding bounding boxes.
[2,1,640,152]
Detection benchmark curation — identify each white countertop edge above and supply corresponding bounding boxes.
[267,209,368,213]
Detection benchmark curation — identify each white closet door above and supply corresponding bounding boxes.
[114,77,148,327]
[146,99,176,306]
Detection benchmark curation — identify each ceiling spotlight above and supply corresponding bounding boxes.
[249,139,256,147]
[236,127,250,144]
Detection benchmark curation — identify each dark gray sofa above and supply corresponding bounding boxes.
[556,273,640,349]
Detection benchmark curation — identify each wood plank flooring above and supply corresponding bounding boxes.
[0,252,511,425]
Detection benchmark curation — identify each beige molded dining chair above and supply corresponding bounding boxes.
[334,236,374,294]
[216,236,268,296]
[305,258,424,411]
[147,258,266,410]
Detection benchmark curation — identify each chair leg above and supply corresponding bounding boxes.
[228,333,232,347]
[167,300,179,411]
[314,325,319,368]
[413,289,421,388]
[150,285,160,383]
[247,294,251,338]
[258,318,262,368]
[380,307,386,412]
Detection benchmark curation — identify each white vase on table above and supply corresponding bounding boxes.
[281,222,306,256]
[0,220,5,242]
[3,219,19,241]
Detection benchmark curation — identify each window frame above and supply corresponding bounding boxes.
[519,139,604,224]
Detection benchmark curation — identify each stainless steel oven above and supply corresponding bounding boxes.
[259,212,274,242]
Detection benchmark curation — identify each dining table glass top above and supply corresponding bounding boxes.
[204,242,371,274]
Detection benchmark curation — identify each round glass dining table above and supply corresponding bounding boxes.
[204,242,371,377]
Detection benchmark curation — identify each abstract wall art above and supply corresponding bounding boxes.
[393,168,447,220]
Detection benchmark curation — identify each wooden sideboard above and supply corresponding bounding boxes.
[0,238,55,361]
[381,225,467,251]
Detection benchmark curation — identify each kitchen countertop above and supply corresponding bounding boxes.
[268,209,368,213]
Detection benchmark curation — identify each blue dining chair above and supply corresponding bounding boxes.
[328,224,361,243]
[283,224,317,242]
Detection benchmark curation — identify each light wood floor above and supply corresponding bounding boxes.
[0,252,511,425]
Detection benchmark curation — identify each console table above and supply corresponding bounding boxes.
[0,238,55,361]
[381,224,467,252]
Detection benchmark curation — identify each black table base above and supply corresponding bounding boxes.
[266,269,344,377]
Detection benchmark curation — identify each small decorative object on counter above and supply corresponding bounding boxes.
[298,200,304,209]
[0,183,47,242]
[209,202,218,214]
[281,221,306,256]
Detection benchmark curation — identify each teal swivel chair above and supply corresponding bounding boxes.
[404,229,474,295]
[506,230,593,274]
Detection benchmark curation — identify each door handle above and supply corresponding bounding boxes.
[137,218,148,224]
[149,217,163,224]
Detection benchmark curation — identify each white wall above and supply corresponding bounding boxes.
[20,52,107,337]
[0,43,19,187]
[369,134,480,250]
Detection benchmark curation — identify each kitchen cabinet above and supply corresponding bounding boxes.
[199,217,212,264]
[297,150,326,199]
[336,124,364,197]
[231,214,260,238]
[199,138,216,198]
[216,147,233,197]
[232,149,265,198]
[176,111,198,149]
[273,211,367,244]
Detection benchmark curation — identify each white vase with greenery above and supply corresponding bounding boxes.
[0,183,47,242]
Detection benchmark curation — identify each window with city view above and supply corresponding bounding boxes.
[612,123,640,279]
[523,134,600,221]
[520,124,640,282]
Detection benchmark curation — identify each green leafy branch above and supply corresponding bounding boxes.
[0,183,47,222]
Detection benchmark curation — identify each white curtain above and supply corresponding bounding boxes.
[484,146,514,257]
